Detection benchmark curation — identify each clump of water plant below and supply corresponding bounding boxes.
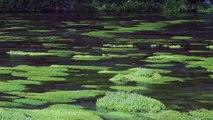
[12,90,103,103]
[96,92,166,113]
[163,44,183,49]
[7,50,87,57]
[206,45,213,49]
[72,54,127,61]
[171,36,193,40]
[110,68,181,84]
[146,53,201,63]
[0,65,69,82]
[0,108,32,120]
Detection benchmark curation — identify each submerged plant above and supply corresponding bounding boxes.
[96,92,166,113]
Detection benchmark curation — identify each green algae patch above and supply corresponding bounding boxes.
[13,98,47,106]
[101,47,138,52]
[115,22,166,32]
[0,81,26,92]
[171,36,193,40]
[206,45,213,49]
[110,68,181,84]
[18,104,103,120]
[62,21,90,26]
[11,90,103,103]
[164,44,183,49]
[51,65,110,71]
[36,36,64,42]
[146,53,202,63]
[144,110,195,120]
[82,30,112,38]
[0,108,32,120]
[1,26,27,30]
[187,57,213,72]
[189,109,213,120]
[42,43,68,48]
[28,29,55,33]
[0,80,40,92]
[0,101,23,107]
[110,86,148,92]
[0,36,27,42]
[0,65,69,82]
[72,54,126,61]
[96,92,166,113]
[7,50,87,57]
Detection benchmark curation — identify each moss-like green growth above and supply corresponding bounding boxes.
[171,36,193,40]
[12,90,103,103]
[187,57,213,72]
[164,45,182,49]
[0,104,103,120]
[110,68,181,84]
[206,45,213,49]
[62,21,90,26]
[146,53,201,63]
[0,65,69,82]
[0,101,23,107]
[110,86,148,92]
[51,65,110,71]
[19,104,103,120]
[0,108,32,120]
[0,80,40,92]
[189,109,213,120]
[82,30,112,38]
[96,92,166,113]
[101,47,138,52]
[0,36,27,42]
[72,54,126,61]
[1,26,27,30]
[144,110,195,120]
[7,50,87,57]
[42,43,68,48]
[36,36,63,42]
[28,29,55,33]
[13,98,47,106]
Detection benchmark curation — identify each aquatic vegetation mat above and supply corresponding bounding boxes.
[96,92,166,113]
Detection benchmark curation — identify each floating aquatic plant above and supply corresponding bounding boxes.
[110,86,148,92]
[7,50,87,57]
[96,92,166,113]
[12,90,103,103]
[171,36,193,40]
[0,108,32,120]
[110,68,181,84]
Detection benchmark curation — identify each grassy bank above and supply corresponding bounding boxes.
[0,0,205,13]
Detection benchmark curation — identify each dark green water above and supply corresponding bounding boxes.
[0,13,213,119]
